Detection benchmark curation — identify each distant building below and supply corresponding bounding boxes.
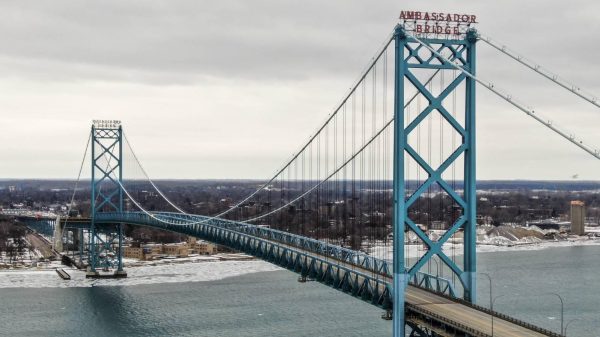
[123,240,217,260]
[194,241,217,255]
[163,243,189,257]
[429,221,448,230]
[570,200,586,235]
[124,246,144,260]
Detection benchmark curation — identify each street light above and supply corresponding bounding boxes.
[564,318,580,336]
[430,255,440,276]
[545,292,564,335]
[479,273,493,336]
[492,294,506,307]
[486,292,565,336]
[489,294,508,336]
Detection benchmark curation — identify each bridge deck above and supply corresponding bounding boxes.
[304,241,550,337]
[406,286,547,337]
[29,213,556,336]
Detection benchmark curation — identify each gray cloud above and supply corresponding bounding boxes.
[1,0,600,179]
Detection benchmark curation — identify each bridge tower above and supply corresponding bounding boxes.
[392,23,478,336]
[87,120,126,278]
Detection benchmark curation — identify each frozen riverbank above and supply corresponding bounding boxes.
[367,236,600,261]
[0,258,279,288]
[3,237,600,289]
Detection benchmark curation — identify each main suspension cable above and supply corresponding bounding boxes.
[63,133,92,228]
[480,34,600,109]
[408,31,600,161]
[123,132,189,214]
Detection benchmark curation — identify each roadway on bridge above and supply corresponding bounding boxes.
[406,286,547,337]
[274,237,550,336]
[54,215,553,336]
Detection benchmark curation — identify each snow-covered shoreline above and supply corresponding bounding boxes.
[2,238,600,289]
[476,237,600,253]
[367,236,600,261]
[0,258,279,289]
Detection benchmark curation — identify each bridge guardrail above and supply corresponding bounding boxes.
[406,303,492,337]
[34,211,559,336]
[411,283,563,337]
[147,211,456,296]
[91,211,456,297]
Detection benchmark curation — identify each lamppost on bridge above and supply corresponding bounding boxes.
[430,255,440,277]
[479,273,493,335]
[490,291,565,336]
[545,292,564,336]
[490,294,507,336]
[564,318,580,336]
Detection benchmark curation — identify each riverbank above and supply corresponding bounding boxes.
[2,235,600,289]
[0,257,280,288]
[368,235,600,260]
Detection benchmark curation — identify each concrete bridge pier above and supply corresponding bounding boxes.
[52,216,63,252]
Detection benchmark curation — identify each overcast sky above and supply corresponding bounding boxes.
[1,1,599,180]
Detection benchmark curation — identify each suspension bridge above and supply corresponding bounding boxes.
[14,13,600,337]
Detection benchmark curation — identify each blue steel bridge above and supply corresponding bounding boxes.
[17,18,600,337]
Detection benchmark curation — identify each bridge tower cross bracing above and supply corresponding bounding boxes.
[392,24,478,336]
[87,120,127,278]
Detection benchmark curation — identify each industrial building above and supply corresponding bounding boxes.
[570,200,586,235]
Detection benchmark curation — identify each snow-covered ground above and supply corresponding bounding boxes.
[367,236,600,261]
[0,258,280,289]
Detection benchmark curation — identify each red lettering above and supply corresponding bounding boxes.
[400,11,415,20]
[453,27,459,35]
[453,14,460,22]
[415,12,422,20]
[470,15,477,23]
[423,12,430,20]
[416,24,423,33]
[461,15,469,22]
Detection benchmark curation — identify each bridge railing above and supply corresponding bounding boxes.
[95,211,456,297]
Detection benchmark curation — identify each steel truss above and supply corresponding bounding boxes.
[89,124,125,276]
[392,25,478,337]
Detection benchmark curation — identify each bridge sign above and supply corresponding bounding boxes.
[399,10,477,37]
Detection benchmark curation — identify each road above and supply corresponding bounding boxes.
[26,233,57,259]
[406,285,549,337]
[275,235,554,337]
[54,214,558,336]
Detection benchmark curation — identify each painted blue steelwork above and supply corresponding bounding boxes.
[89,123,125,275]
[27,211,455,298]
[393,24,478,336]
[19,218,55,237]
[96,211,395,308]
[464,29,478,303]
[392,25,407,337]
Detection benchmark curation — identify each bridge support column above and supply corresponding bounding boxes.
[52,215,63,252]
[392,25,407,337]
[463,29,478,303]
[88,120,126,278]
[392,23,479,335]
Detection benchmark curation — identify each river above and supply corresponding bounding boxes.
[0,244,598,336]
